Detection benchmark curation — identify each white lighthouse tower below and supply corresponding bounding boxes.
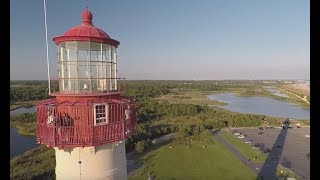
[36,7,137,179]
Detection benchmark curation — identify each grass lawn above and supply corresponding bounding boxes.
[276,165,302,180]
[129,138,256,180]
[218,130,267,163]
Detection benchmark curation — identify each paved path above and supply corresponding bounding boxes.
[212,132,263,176]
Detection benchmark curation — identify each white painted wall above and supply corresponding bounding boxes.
[55,141,127,180]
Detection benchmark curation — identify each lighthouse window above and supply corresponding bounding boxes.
[94,104,108,125]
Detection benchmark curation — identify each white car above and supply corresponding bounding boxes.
[238,135,245,138]
[305,134,310,138]
[233,132,241,136]
[245,140,253,144]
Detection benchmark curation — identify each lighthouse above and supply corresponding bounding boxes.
[36,7,137,179]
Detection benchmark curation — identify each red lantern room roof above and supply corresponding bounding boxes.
[53,8,120,47]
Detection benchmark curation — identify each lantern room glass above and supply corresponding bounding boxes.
[57,41,118,93]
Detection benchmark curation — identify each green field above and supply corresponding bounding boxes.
[218,130,267,163]
[156,83,309,111]
[277,84,310,110]
[10,121,36,136]
[10,113,37,136]
[129,138,257,180]
[156,90,226,106]
[276,165,302,180]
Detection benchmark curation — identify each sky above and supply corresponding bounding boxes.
[10,0,310,80]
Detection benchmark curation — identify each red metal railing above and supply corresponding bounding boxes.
[37,121,133,148]
[36,97,136,148]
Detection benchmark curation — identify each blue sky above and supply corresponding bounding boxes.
[10,0,309,80]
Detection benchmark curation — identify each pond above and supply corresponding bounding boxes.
[207,93,310,120]
[10,107,36,116]
[10,127,38,159]
[10,106,38,159]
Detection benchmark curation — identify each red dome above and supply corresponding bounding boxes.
[81,8,93,25]
[53,8,119,47]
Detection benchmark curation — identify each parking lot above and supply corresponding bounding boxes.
[232,127,310,179]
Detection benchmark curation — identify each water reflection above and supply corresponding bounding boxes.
[10,107,36,116]
[10,128,38,159]
[10,106,38,159]
[207,93,309,120]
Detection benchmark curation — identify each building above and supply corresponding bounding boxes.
[36,7,137,179]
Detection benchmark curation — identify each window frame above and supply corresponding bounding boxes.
[93,104,109,126]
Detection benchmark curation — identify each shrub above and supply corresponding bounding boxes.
[135,140,150,153]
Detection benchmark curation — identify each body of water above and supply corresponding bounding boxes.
[10,107,36,116]
[207,93,310,120]
[10,128,38,159]
[10,106,38,159]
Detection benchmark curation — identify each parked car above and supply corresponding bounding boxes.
[238,135,245,138]
[258,132,264,135]
[233,132,241,136]
[259,127,264,130]
[305,134,310,138]
[245,140,253,144]
[306,153,310,160]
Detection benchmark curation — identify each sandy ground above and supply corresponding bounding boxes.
[290,83,310,95]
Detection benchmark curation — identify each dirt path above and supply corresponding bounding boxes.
[280,88,310,105]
